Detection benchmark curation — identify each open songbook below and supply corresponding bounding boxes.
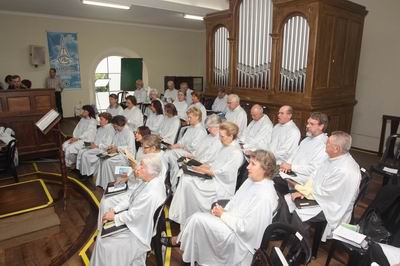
[96,152,119,159]
[105,182,128,196]
[332,224,368,249]
[182,165,212,179]
[35,109,61,134]
[177,156,202,167]
[101,220,128,238]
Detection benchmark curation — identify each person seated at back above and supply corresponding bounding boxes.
[173,90,188,121]
[62,105,97,168]
[274,112,329,194]
[269,105,301,165]
[211,87,228,113]
[240,104,273,153]
[168,122,244,229]
[146,100,164,134]
[76,112,115,178]
[2,75,12,90]
[171,150,278,266]
[188,91,207,124]
[123,95,143,132]
[163,80,178,103]
[90,154,167,266]
[158,103,181,145]
[106,94,124,117]
[95,115,136,189]
[225,94,248,138]
[290,131,361,241]
[133,79,148,104]
[21,79,32,89]
[144,88,163,116]
[180,81,193,106]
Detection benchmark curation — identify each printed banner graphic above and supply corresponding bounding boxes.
[47,32,81,89]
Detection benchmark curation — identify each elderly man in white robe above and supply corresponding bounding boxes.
[76,112,115,178]
[95,115,136,189]
[274,112,329,194]
[123,95,143,132]
[90,154,167,266]
[270,105,301,165]
[225,94,248,138]
[163,80,178,103]
[164,106,207,191]
[168,121,244,229]
[240,104,273,153]
[211,87,228,113]
[290,131,361,241]
[165,150,278,266]
[62,105,97,168]
[133,79,148,104]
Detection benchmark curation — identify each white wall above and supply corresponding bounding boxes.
[0,12,206,117]
[350,0,400,151]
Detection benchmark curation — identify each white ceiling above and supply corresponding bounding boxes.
[0,0,229,30]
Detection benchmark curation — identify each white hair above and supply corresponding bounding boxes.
[205,114,222,128]
[141,154,162,177]
[149,88,159,96]
[228,94,240,103]
[331,131,352,153]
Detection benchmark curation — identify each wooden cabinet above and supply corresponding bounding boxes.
[204,0,367,134]
[0,89,58,158]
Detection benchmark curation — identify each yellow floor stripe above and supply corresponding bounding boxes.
[32,162,39,172]
[164,206,172,266]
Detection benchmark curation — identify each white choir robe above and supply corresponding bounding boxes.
[76,123,115,176]
[95,126,136,189]
[146,113,164,133]
[189,102,207,124]
[286,133,328,185]
[62,117,97,167]
[145,98,164,117]
[163,89,178,103]
[134,87,148,103]
[211,94,228,113]
[169,140,244,227]
[123,106,143,132]
[173,100,188,120]
[97,150,168,230]
[185,88,193,105]
[90,176,167,266]
[240,114,273,151]
[269,120,301,165]
[225,105,248,138]
[106,105,124,117]
[159,116,181,144]
[179,178,278,266]
[295,153,361,238]
[164,123,207,191]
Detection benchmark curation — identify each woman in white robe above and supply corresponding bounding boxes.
[146,100,164,133]
[173,90,188,120]
[106,94,123,117]
[62,105,97,167]
[163,106,207,191]
[170,150,279,266]
[91,155,167,266]
[76,112,115,177]
[95,115,136,189]
[189,91,207,124]
[123,95,143,132]
[158,103,181,145]
[169,121,244,228]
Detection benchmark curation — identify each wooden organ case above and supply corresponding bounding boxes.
[204,0,367,134]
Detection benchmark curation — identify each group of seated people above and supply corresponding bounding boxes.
[0,74,32,89]
[61,80,393,265]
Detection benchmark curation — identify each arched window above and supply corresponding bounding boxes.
[94,55,122,112]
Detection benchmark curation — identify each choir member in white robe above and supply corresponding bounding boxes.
[290,131,361,240]
[146,100,164,133]
[174,150,278,266]
[76,112,115,177]
[163,80,178,103]
[133,79,148,104]
[95,115,136,189]
[189,91,207,124]
[123,95,143,132]
[180,81,193,106]
[163,107,207,191]
[211,87,228,113]
[90,155,167,266]
[169,122,244,228]
[279,112,329,186]
[158,103,181,144]
[173,90,188,120]
[106,94,124,117]
[225,94,248,138]
[145,89,164,116]
[269,105,301,165]
[240,104,273,152]
[62,105,97,167]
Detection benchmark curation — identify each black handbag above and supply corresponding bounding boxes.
[359,210,391,243]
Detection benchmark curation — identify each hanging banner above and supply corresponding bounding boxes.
[47,32,81,89]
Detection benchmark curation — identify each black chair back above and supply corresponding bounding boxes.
[235,157,249,191]
[380,134,400,168]
[254,223,312,266]
[0,139,18,182]
[350,168,372,223]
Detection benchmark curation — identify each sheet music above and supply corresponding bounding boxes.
[35,109,60,132]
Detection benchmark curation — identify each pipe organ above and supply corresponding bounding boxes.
[205,0,367,134]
